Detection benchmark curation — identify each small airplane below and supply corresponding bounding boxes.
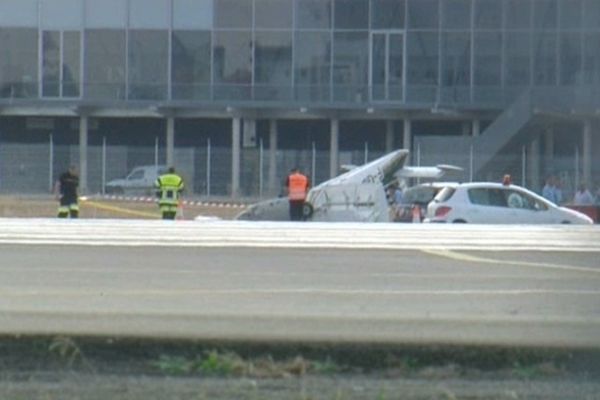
[235,149,462,222]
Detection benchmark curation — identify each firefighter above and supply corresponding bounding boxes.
[284,167,310,221]
[155,166,184,220]
[54,165,80,218]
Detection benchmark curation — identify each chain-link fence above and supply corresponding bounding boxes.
[1,136,598,205]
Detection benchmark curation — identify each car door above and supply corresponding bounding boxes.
[501,188,552,223]
[516,190,557,223]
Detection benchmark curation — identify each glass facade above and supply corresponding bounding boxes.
[0,0,597,107]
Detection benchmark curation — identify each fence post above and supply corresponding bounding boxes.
[311,141,316,186]
[416,141,421,185]
[206,138,211,197]
[469,144,474,182]
[154,136,159,169]
[49,133,54,192]
[259,138,264,198]
[521,146,526,187]
[102,136,106,195]
[575,145,580,192]
[364,141,368,164]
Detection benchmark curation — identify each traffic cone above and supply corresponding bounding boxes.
[412,205,421,223]
[176,199,185,220]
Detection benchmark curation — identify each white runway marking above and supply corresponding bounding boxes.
[2,288,600,297]
[422,249,600,274]
[0,218,599,252]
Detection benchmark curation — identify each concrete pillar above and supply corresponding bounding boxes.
[544,127,554,176]
[385,120,394,152]
[231,117,241,198]
[583,119,592,186]
[528,137,541,191]
[268,120,278,195]
[79,116,88,194]
[403,118,412,164]
[472,119,481,137]
[166,117,175,167]
[330,118,339,178]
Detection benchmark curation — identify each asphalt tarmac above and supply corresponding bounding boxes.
[1,219,599,348]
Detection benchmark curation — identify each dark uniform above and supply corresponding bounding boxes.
[285,168,310,221]
[155,167,184,220]
[56,167,79,218]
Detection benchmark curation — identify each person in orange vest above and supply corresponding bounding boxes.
[284,167,310,221]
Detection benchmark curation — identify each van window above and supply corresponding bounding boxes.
[128,170,145,180]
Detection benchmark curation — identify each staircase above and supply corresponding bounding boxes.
[472,89,533,180]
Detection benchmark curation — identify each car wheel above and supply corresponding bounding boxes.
[561,220,571,224]
[302,202,314,219]
[452,219,467,223]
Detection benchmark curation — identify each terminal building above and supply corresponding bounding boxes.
[0,0,599,198]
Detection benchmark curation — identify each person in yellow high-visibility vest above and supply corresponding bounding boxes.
[154,167,184,220]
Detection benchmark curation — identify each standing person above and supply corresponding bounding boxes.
[155,167,184,220]
[285,167,310,221]
[542,176,557,204]
[54,165,79,218]
[573,183,594,205]
[554,177,564,205]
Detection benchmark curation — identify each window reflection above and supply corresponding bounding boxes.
[255,0,292,29]
[42,31,60,97]
[255,31,292,101]
[213,31,252,100]
[560,33,582,85]
[474,0,502,30]
[172,30,211,100]
[371,0,405,29]
[441,32,470,103]
[505,0,531,30]
[408,0,439,30]
[505,32,531,86]
[296,0,332,30]
[215,0,252,29]
[533,32,557,85]
[128,30,168,100]
[442,0,471,30]
[333,32,368,102]
[294,31,331,101]
[63,31,80,97]
[85,30,126,100]
[334,0,368,30]
[534,0,557,30]
[0,28,38,98]
[406,31,438,102]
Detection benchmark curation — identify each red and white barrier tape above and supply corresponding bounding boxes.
[94,195,247,209]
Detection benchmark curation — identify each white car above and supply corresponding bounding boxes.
[106,165,167,195]
[426,182,593,224]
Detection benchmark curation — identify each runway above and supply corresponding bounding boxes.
[1,218,599,348]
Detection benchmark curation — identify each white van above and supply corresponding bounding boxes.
[105,165,168,196]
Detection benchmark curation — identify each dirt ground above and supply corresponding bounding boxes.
[0,195,243,220]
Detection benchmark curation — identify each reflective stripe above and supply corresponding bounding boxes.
[156,174,184,206]
[69,204,79,211]
[288,173,308,201]
[58,206,70,213]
